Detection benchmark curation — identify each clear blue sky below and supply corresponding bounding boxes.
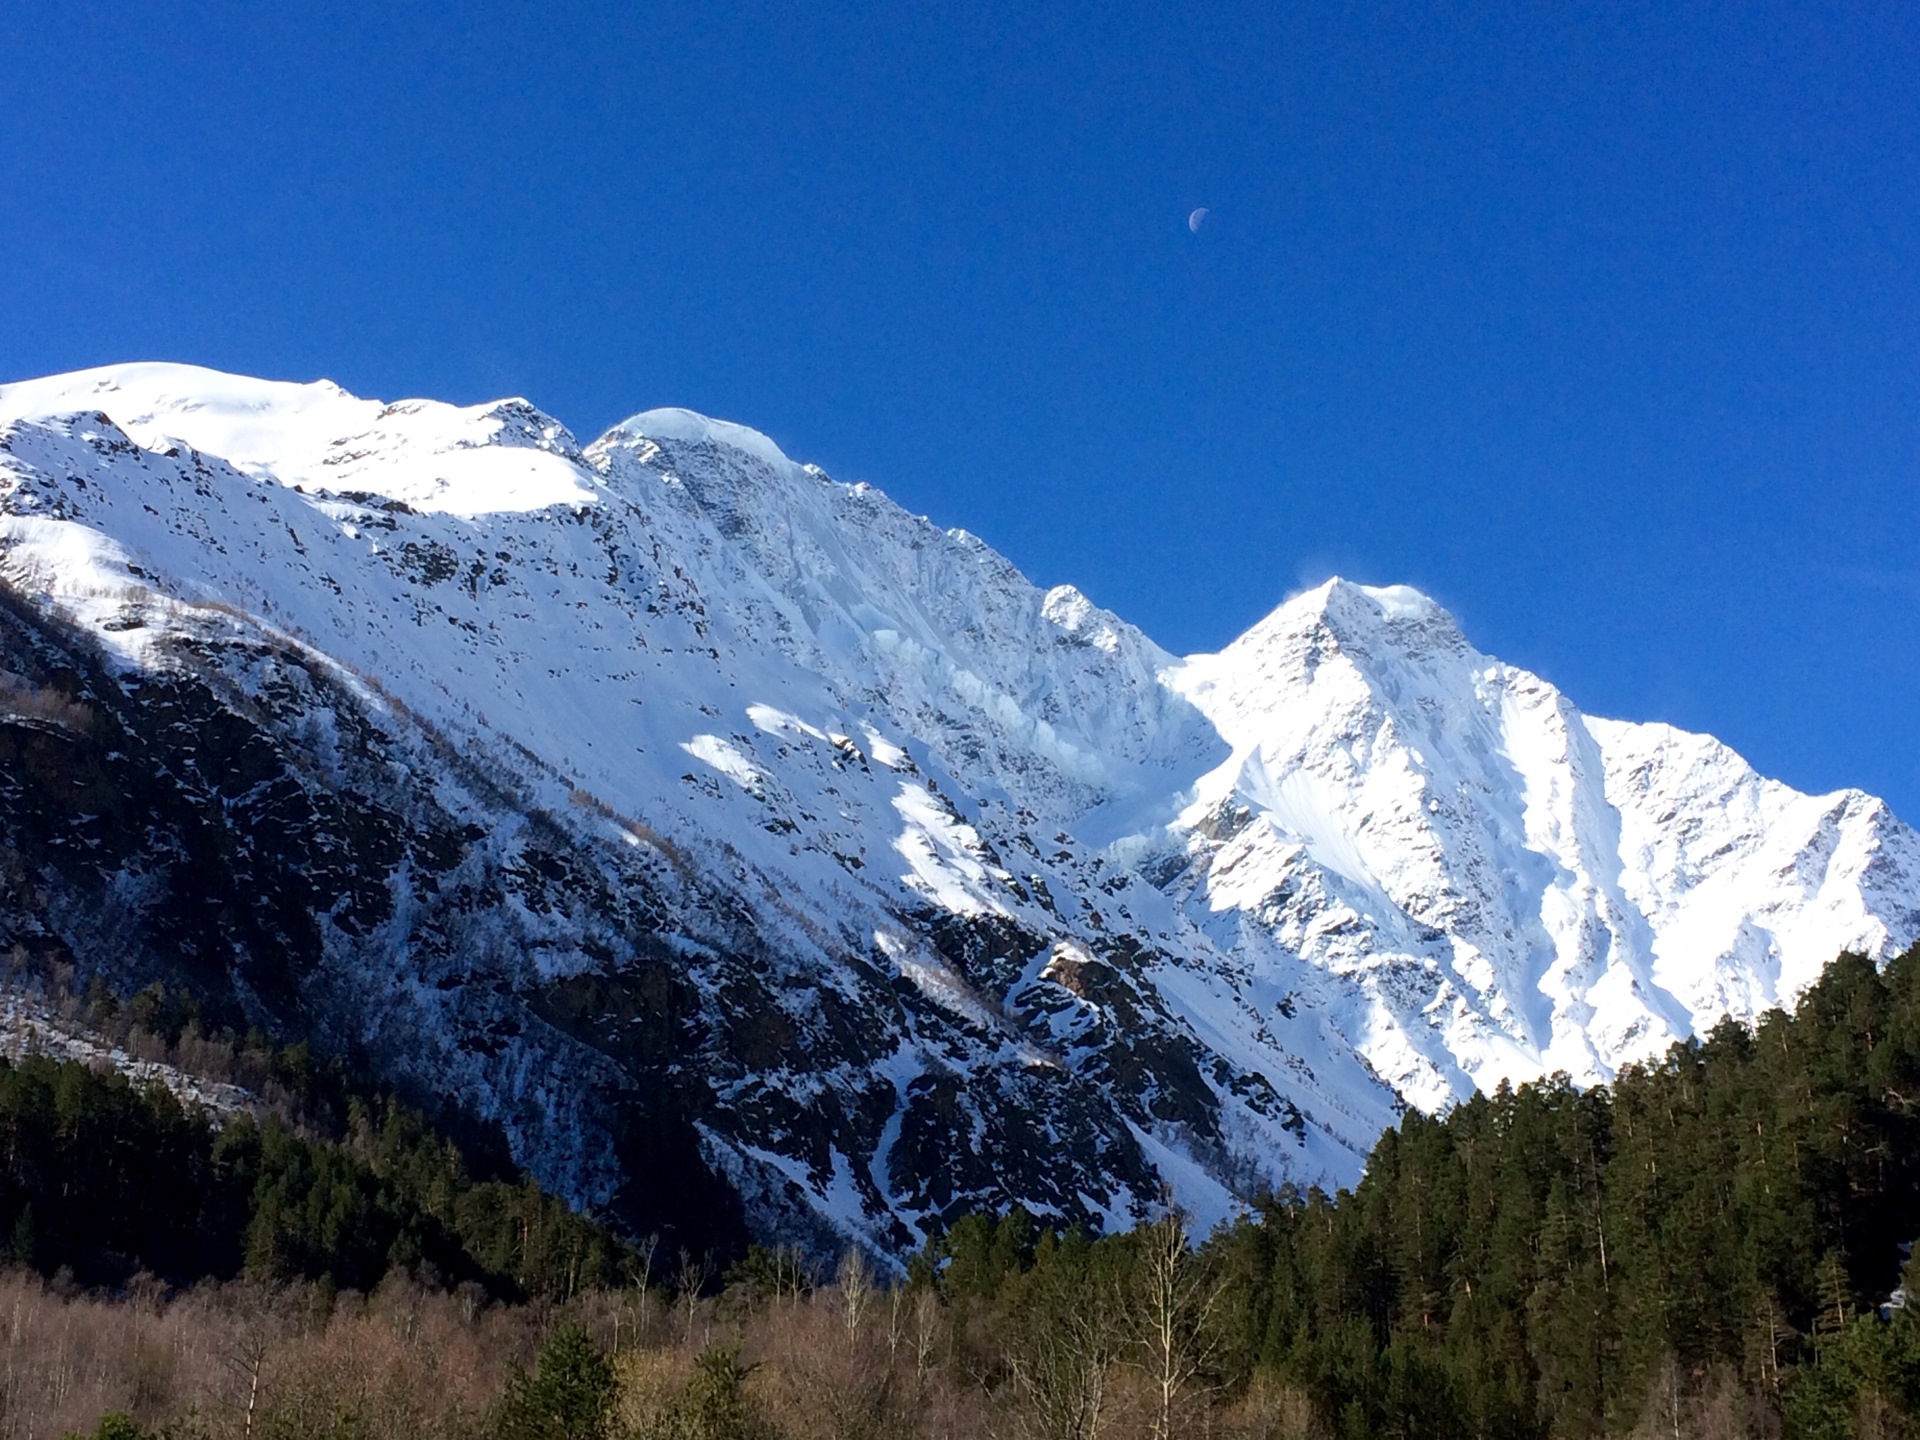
[3,1,1916,819]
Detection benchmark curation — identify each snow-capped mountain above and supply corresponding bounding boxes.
[0,362,1913,1256]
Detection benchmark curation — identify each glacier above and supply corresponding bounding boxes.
[0,361,1913,1256]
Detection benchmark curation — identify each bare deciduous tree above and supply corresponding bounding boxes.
[1135,1209,1225,1440]
[222,1281,290,1440]
[674,1248,712,1347]
[838,1249,874,1345]
[911,1287,942,1386]
[1009,1283,1122,1440]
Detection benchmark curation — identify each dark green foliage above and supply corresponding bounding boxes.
[721,1244,810,1307]
[1200,943,1920,1436]
[0,1052,634,1301]
[1781,1311,1920,1440]
[671,1346,777,1440]
[936,1206,1038,1302]
[61,1415,154,1440]
[26,942,1920,1440]
[491,1322,617,1440]
[918,944,1920,1437]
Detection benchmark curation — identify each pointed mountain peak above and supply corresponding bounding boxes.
[1222,577,1466,665]
[1296,576,1447,625]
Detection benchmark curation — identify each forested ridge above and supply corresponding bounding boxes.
[9,944,1920,1439]
[1203,941,1920,1436]
[0,1051,633,1304]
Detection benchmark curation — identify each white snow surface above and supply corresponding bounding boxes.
[3,361,1916,1239]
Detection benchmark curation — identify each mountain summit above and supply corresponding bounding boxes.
[1,363,1914,1256]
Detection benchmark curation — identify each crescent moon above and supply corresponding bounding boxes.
[1188,207,1209,233]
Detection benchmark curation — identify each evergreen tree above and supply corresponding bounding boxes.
[492,1322,617,1440]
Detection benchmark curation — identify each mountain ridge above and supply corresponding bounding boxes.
[0,361,1913,1257]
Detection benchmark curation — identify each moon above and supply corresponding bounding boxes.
[1188,207,1209,233]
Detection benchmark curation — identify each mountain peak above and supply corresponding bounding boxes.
[0,361,378,465]
[2,362,1916,1256]
[0,362,594,516]
[1293,576,1449,627]
[1212,577,1465,672]
[597,406,795,475]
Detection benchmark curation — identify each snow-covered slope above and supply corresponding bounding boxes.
[0,362,1914,1256]
[1164,580,1920,1111]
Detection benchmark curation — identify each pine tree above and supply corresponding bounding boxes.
[492,1321,616,1440]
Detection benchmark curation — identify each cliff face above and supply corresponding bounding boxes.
[0,364,1912,1257]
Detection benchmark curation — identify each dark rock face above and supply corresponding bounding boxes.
[0,582,1216,1261]
[12,367,1902,1267]
[0,382,1398,1262]
[0,584,746,1255]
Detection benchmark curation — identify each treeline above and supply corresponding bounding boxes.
[1212,944,1920,1436]
[911,944,1920,1438]
[21,943,1920,1440]
[0,1051,633,1302]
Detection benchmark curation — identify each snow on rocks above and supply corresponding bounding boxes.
[0,362,1915,1253]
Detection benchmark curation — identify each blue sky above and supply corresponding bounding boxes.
[3,1,1916,818]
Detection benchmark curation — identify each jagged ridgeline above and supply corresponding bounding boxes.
[1,362,1917,1260]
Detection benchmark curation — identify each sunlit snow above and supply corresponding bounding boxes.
[2,361,1916,1248]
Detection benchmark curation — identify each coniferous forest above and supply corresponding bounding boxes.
[6,944,1918,1440]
